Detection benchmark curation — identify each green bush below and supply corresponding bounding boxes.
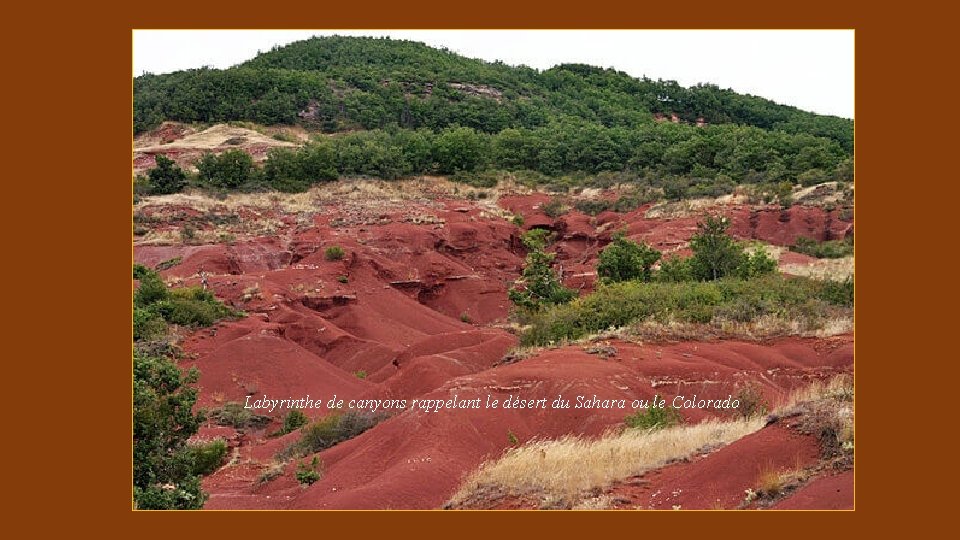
[196,149,257,189]
[134,305,167,341]
[656,255,693,283]
[277,409,309,436]
[625,396,683,430]
[790,236,854,259]
[296,457,323,485]
[186,439,229,476]
[574,199,612,216]
[285,410,390,458]
[597,232,661,283]
[148,155,187,195]
[542,196,568,218]
[209,402,271,429]
[155,257,182,271]
[325,246,345,261]
[155,287,235,327]
[735,249,778,279]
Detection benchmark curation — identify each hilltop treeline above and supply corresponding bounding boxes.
[134,36,852,153]
[139,121,851,196]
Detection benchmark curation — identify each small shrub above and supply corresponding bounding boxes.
[541,197,568,218]
[155,257,182,271]
[186,439,229,476]
[790,236,853,259]
[354,370,367,379]
[148,155,187,195]
[574,199,612,216]
[180,224,197,244]
[597,232,661,283]
[511,214,525,227]
[325,246,345,261]
[732,384,769,419]
[285,410,390,458]
[296,457,323,486]
[276,409,309,436]
[337,275,349,284]
[625,396,683,430]
[257,461,285,485]
[460,312,472,323]
[210,402,270,429]
[507,430,519,445]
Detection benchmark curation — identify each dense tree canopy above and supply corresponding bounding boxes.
[135,36,852,152]
[137,36,853,195]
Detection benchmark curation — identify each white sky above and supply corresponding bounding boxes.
[133,30,854,118]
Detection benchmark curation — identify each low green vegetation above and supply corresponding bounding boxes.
[154,256,182,271]
[517,214,849,346]
[597,232,661,283]
[296,457,324,486]
[133,264,239,340]
[508,229,576,311]
[147,155,187,195]
[521,274,852,346]
[209,401,271,430]
[185,439,229,476]
[790,236,854,259]
[136,37,852,197]
[324,245,345,261]
[280,410,391,459]
[273,409,309,436]
[624,395,684,430]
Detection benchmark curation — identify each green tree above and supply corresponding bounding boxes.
[196,149,256,189]
[133,352,207,509]
[689,215,746,281]
[597,232,661,283]
[147,155,187,195]
[508,229,576,309]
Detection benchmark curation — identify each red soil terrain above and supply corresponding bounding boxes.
[134,187,853,510]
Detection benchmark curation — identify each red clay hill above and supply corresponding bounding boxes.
[134,178,853,510]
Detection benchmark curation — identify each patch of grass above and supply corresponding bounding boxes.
[449,417,764,508]
[257,461,285,485]
[624,396,683,430]
[354,370,367,379]
[325,246,345,261]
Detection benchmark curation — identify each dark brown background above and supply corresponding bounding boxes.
[9,0,953,532]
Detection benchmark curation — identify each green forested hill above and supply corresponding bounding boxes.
[134,35,853,191]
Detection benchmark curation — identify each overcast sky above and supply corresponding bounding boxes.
[133,30,854,118]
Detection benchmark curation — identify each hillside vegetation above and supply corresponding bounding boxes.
[135,35,852,196]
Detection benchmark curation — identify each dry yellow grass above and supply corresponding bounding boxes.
[448,417,765,505]
[450,375,853,508]
[781,256,854,281]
